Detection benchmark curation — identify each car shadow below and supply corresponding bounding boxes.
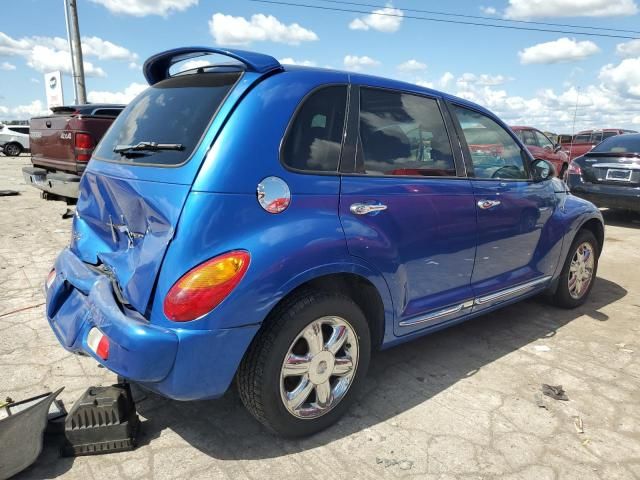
[126,276,627,461]
[601,209,640,229]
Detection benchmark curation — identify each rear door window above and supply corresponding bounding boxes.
[452,105,528,180]
[93,72,241,166]
[281,86,348,172]
[357,88,455,177]
[574,133,591,143]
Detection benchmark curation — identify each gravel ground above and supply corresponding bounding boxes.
[1,155,639,480]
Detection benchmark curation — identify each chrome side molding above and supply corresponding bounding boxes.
[474,276,552,306]
[398,276,552,328]
[399,300,473,327]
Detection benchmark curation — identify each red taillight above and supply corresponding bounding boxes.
[568,162,582,175]
[164,251,250,322]
[87,327,110,360]
[45,269,56,290]
[75,132,94,162]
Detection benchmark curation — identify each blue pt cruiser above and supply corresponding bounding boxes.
[45,47,604,437]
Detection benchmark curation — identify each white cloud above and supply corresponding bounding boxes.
[616,39,640,58]
[439,72,455,88]
[349,4,404,32]
[0,32,136,77]
[481,6,498,15]
[279,57,317,67]
[397,59,427,72]
[90,0,197,16]
[28,45,106,77]
[209,13,318,46]
[505,0,637,19]
[81,36,137,61]
[0,100,49,120]
[343,55,380,71]
[87,82,147,104]
[0,61,15,71]
[519,37,600,64]
[600,57,640,98]
[457,73,511,87]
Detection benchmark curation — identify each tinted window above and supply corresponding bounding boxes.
[453,106,527,180]
[591,131,603,144]
[92,108,122,117]
[602,131,618,140]
[93,72,240,166]
[357,88,455,177]
[591,134,640,154]
[282,86,347,172]
[574,133,591,143]
[520,129,537,147]
[8,127,29,135]
[535,130,554,149]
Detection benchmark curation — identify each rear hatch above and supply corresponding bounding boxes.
[71,70,246,315]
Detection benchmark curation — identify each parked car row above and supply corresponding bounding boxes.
[42,46,605,437]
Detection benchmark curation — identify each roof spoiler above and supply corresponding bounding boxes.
[143,47,283,85]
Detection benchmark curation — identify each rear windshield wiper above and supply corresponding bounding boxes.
[113,141,184,155]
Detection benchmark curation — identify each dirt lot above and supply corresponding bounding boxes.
[1,155,639,479]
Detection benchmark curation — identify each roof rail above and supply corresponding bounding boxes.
[143,47,283,85]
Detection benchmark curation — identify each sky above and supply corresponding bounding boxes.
[1,0,640,133]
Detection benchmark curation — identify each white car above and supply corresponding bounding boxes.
[0,124,30,156]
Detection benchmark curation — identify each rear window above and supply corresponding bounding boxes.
[281,86,348,172]
[591,134,640,154]
[93,72,240,166]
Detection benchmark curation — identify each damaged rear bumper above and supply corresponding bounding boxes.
[46,248,260,400]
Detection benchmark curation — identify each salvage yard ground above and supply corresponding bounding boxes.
[1,156,639,480]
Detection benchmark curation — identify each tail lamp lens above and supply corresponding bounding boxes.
[87,327,110,360]
[164,251,250,322]
[568,162,582,175]
[45,269,56,290]
[75,133,94,162]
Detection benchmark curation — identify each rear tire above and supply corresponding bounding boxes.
[552,229,599,308]
[3,143,22,156]
[237,290,371,437]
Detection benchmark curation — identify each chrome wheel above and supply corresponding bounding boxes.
[568,242,595,299]
[280,316,359,419]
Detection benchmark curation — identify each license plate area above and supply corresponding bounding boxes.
[30,174,46,185]
[606,169,632,182]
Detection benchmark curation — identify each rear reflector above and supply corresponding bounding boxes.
[87,328,110,360]
[164,250,250,322]
[46,269,56,290]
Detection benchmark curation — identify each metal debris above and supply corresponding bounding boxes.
[541,384,569,401]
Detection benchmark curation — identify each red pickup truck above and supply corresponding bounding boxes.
[22,104,124,202]
[560,128,637,161]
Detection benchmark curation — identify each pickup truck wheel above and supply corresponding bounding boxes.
[237,290,371,437]
[3,143,22,156]
[552,229,599,309]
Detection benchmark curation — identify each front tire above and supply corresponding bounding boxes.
[552,229,599,308]
[237,290,371,437]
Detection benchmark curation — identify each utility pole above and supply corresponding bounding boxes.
[64,0,86,104]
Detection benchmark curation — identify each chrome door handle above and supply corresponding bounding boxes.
[477,199,501,210]
[350,203,388,215]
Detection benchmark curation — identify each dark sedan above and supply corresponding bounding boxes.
[567,133,640,212]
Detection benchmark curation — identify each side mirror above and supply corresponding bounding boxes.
[531,159,554,182]
[553,143,563,153]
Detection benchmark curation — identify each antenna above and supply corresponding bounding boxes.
[569,87,581,160]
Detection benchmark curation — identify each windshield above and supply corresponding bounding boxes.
[93,72,241,166]
[590,134,640,154]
